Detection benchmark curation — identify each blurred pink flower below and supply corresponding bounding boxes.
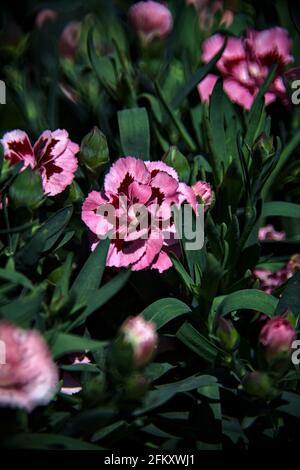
[198,27,293,110]
[187,0,235,31]
[259,316,296,363]
[36,9,57,29]
[1,129,79,196]
[0,322,58,412]
[120,316,158,367]
[59,21,81,59]
[192,180,213,212]
[82,157,197,272]
[128,1,173,43]
[254,267,288,294]
[258,224,286,241]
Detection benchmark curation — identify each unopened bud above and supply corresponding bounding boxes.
[79,127,109,174]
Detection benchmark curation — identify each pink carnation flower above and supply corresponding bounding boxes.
[1,129,79,196]
[259,316,296,363]
[36,9,57,29]
[0,322,58,412]
[258,224,286,241]
[192,180,213,212]
[82,157,197,273]
[59,21,81,60]
[128,1,173,43]
[198,27,293,110]
[120,316,158,367]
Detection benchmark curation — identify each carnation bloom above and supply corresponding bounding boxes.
[198,27,293,110]
[59,21,81,59]
[0,322,58,412]
[128,1,173,43]
[192,181,213,212]
[36,9,57,29]
[258,224,286,241]
[1,129,79,196]
[259,316,296,363]
[82,157,197,273]
[120,316,158,367]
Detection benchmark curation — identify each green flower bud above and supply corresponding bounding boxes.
[216,317,239,352]
[79,126,109,174]
[242,371,276,399]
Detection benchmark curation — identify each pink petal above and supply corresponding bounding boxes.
[34,129,79,196]
[197,74,218,102]
[223,78,255,110]
[104,157,150,194]
[151,171,179,198]
[178,182,198,214]
[145,161,179,180]
[131,233,164,271]
[1,130,35,168]
[150,249,172,273]
[246,27,293,65]
[128,182,152,204]
[107,238,146,268]
[81,191,114,236]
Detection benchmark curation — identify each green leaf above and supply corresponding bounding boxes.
[209,79,227,169]
[52,253,73,305]
[70,237,110,310]
[171,41,226,109]
[69,268,131,329]
[0,268,33,290]
[15,206,73,270]
[141,298,191,329]
[0,287,44,326]
[9,167,44,209]
[163,146,190,183]
[275,271,300,317]
[176,322,220,362]
[135,374,217,415]
[118,107,150,160]
[217,289,278,319]
[262,201,300,218]
[50,332,107,359]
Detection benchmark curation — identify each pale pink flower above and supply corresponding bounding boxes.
[82,157,197,273]
[1,129,79,196]
[36,9,57,29]
[187,0,235,31]
[59,21,81,59]
[120,316,158,367]
[198,27,293,110]
[128,1,173,43]
[192,181,213,212]
[0,322,58,412]
[254,267,288,294]
[259,316,296,363]
[258,224,286,241]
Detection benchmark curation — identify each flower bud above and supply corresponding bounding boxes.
[192,181,213,212]
[121,316,158,367]
[128,1,173,44]
[287,253,300,278]
[112,316,158,374]
[59,21,81,60]
[216,317,239,352]
[259,316,296,366]
[0,321,58,412]
[125,373,149,401]
[79,127,109,174]
[242,371,275,399]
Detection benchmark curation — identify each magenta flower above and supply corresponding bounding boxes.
[36,9,57,29]
[1,129,79,196]
[198,27,293,110]
[0,322,58,412]
[128,1,173,43]
[192,181,213,212]
[258,224,286,241]
[82,157,197,273]
[120,316,158,367]
[254,267,288,294]
[59,21,81,59]
[259,316,296,363]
